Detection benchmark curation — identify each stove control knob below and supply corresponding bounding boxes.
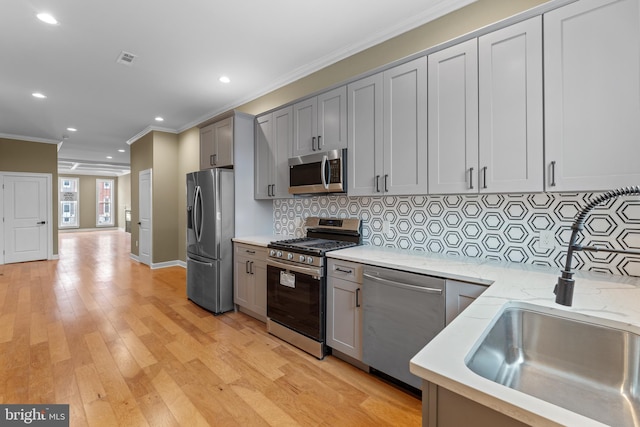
[276,251,283,258]
[287,253,293,260]
[269,249,276,257]
[299,255,306,263]
[307,256,314,264]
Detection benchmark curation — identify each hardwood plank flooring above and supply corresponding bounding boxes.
[0,230,421,426]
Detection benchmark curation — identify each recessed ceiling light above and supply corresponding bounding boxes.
[118,149,125,153]
[37,13,58,25]
[67,127,77,132]
[106,156,113,159]
[219,76,231,84]
[155,117,164,122]
[32,92,47,99]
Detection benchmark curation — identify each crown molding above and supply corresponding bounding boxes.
[126,126,178,145]
[0,132,61,145]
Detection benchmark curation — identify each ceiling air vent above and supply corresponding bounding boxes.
[116,51,137,66]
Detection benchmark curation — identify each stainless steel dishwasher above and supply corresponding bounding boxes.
[362,265,445,390]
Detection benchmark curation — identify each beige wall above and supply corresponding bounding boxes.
[238,0,550,115]
[117,173,131,229]
[177,127,200,262]
[0,137,59,255]
[130,132,153,257]
[152,131,179,263]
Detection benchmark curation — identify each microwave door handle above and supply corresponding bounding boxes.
[321,155,329,189]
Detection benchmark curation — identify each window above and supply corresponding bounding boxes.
[59,177,79,228]
[96,179,114,226]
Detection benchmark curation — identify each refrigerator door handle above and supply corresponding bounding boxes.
[188,256,213,267]
[194,185,204,242]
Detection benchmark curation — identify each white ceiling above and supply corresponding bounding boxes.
[1,0,474,176]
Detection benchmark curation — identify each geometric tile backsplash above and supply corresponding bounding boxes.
[273,192,640,277]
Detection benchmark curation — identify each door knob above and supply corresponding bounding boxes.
[138,222,142,225]
[37,221,46,225]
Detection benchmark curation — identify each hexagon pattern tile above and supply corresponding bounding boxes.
[273,192,640,277]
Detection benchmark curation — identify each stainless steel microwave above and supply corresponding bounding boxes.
[288,149,346,195]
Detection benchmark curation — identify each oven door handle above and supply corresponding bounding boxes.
[267,259,322,277]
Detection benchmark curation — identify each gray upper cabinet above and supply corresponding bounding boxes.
[428,16,543,194]
[479,16,543,193]
[347,73,383,196]
[200,116,234,169]
[255,106,293,199]
[428,39,478,194]
[348,57,428,196]
[544,0,640,191]
[292,86,347,157]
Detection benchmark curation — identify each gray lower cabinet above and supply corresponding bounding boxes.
[423,381,528,427]
[445,280,487,325]
[326,259,363,360]
[233,243,267,321]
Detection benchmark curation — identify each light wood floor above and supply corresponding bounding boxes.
[0,230,421,426]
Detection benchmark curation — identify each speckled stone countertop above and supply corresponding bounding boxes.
[327,245,640,427]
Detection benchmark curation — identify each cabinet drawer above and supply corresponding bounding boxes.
[234,243,267,260]
[328,259,363,283]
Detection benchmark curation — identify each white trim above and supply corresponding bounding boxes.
[0,132,60,145]
[130,253,140,262]
[177,260,187,269]
[151,260,182,269]
[59,227,118,233]
[126,126,177,145]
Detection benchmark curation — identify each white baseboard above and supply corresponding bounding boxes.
[177,260,187,269]
[130,253,140,262]
[151,260,182,269]
[60,227,119,233]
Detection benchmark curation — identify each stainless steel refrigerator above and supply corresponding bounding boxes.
[186,168,234,314]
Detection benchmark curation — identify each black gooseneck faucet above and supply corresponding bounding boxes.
[555,186,640,306]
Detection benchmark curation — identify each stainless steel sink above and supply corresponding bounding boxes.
[465,303,640,426]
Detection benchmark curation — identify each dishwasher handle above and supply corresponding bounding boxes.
[363,272,443,295]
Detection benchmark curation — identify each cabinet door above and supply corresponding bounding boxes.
[254,113,274,199]
[252,260,267,318]
[317,86,347,152]
[292,97,317,156]
[273,106,293,198]
[479,17,543,193]
[544,0,640,191]
[383,57,428,195]
[347,73,384,196]
[428,39,478,194]
[234,255,252,307]
[200,124,216,170]
[445,280,486,325]
[326,277,362,360]
[213,117,234,167]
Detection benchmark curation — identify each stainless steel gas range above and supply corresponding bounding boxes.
[266,217,361,359]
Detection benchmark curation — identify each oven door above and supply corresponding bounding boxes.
[266,260,325,341]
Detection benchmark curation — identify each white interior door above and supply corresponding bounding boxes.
[3,174,49,263]
[138,169,152,266]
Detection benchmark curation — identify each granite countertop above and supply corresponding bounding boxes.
[231,234,292,247]
[327,245,640,427]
